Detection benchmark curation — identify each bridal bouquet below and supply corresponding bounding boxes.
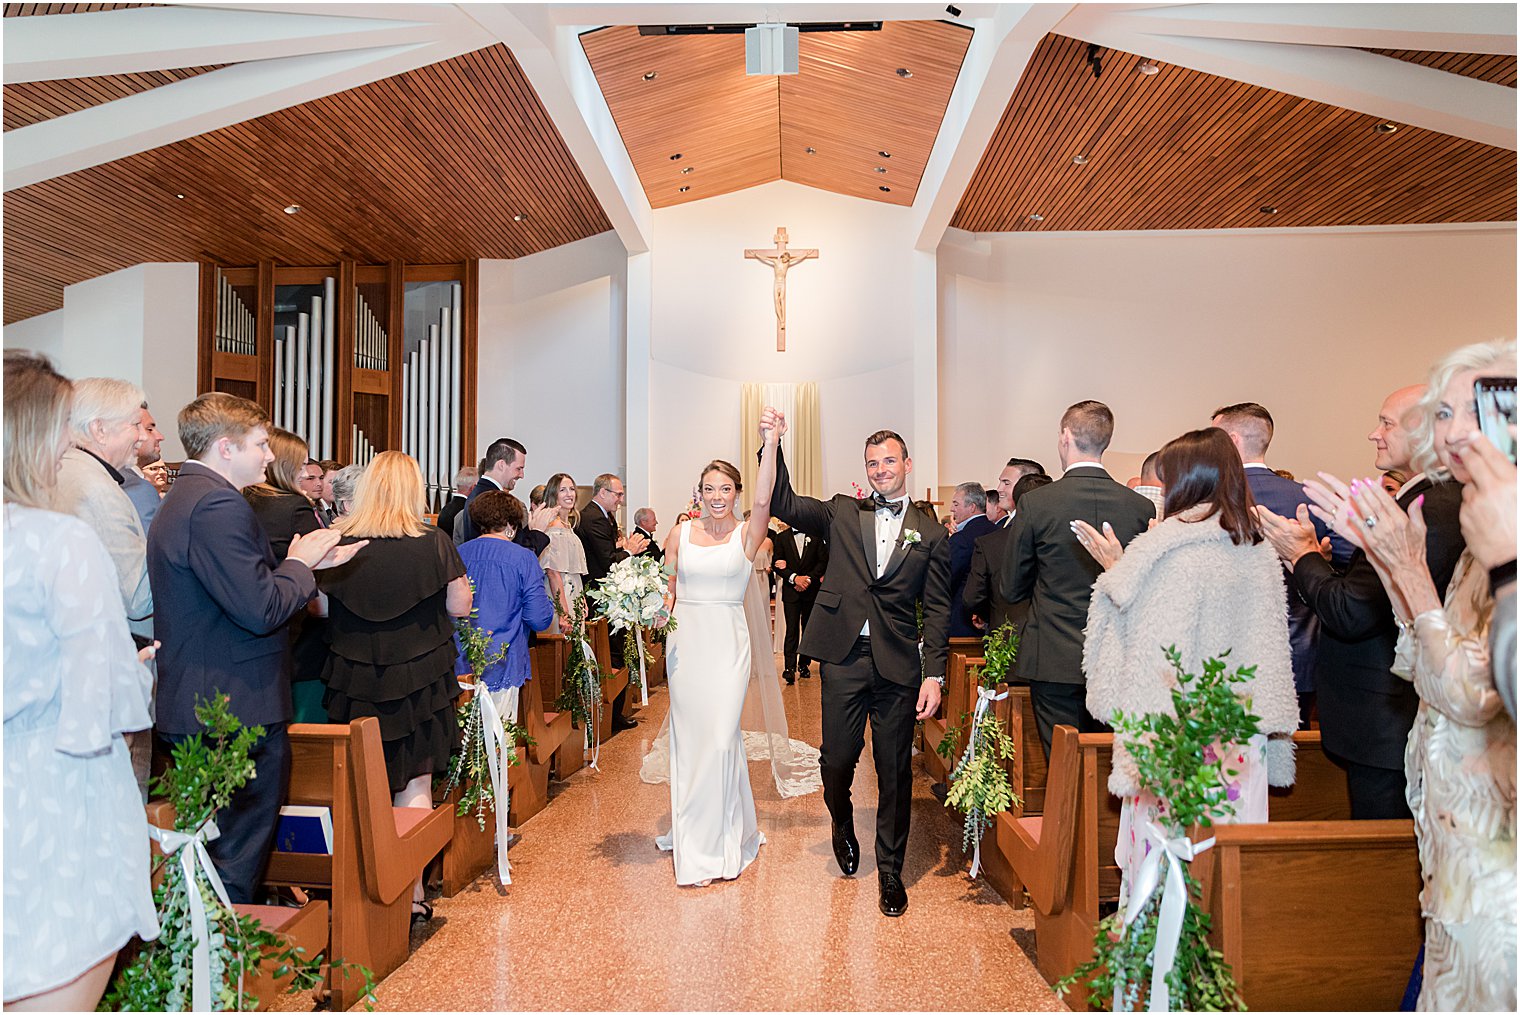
[587,554,675,702]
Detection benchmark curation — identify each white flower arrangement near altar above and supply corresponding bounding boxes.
[587,554,676,704]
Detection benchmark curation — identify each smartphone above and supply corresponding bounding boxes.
[1474,375,1517,464]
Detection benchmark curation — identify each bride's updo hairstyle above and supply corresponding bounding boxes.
[699,459,742,493]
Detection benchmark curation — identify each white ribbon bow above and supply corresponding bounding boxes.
[634,624,649,707]
[964,684,1009,879]
[475,683,512,885]
[150,820,238,1012]
[1113,820,1215,1012]
[583,638,601,771]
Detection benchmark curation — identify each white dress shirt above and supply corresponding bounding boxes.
[862,494,910,635]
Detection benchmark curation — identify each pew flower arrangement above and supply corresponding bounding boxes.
[554,594,605,756]
[1056,647,1253,1013]
[105,695,375,1012]
[936,622,1021,878]
[587,553,675,701]
[445,595,533,832]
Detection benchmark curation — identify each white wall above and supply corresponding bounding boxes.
[938,224,1518,485]
[477,231,628,497]
[5,263,200,460]
[647,180,923,520]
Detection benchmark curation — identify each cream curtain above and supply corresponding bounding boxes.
[741,381,820,509]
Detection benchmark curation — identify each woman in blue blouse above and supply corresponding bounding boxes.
[457,490,557,722]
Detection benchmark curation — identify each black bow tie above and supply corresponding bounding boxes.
[865,491,905,516]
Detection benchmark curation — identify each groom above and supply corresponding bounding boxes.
[763,408,951,917]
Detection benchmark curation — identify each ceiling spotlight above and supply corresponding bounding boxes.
[1259,205,1279,215]
[680,166,693,174]
[804,146,817,154]
[1028,213,1044,222]
[513,213,528,222]
[1138,60,1160,76]
[879,186,891,192]
[642,71,657,81]
[670,153,683,161]
[879,150,891,158]
[1072,154,1088,165]
[875,166,888,174]
[283,204,301,215]
[679,186,690,193]
[175,193,186,199]
[896,67,912,78]
[1373,122,1399,134]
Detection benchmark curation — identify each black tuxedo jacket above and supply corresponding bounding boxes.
[147,462,318,734]
[1291,476,1466,769]
[949,514,998,637]
[1001,467,1156,685]
[455,476,502,544]
[963,521,1029,635]
[436,493,467,543]
[633,526,664,564]
[769,446,952,686]
[771,527,828,603]
[575,502,627,591]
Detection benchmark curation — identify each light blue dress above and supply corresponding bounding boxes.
[3,504,159,1001]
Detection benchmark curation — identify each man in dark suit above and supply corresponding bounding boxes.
[148,393,359,902]
[771,521,829,683]
[576,473,649,732]
[1213,402,1353,727]
[435,465,476,540]
[1002,401,1155,758]
[1256,385,1465,818]
[632,507,663,563]
[947,482,997,637]
[766,410,950,918]
[965,471,1051,636]
[456,438,547,557]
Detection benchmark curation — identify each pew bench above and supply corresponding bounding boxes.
[516,657,578,818]
[530,632,588,779]
[263,718,453,1012]
[589,617,632,742]
[434,683,531,897]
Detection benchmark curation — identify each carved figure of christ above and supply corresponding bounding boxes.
[744,227,818,351]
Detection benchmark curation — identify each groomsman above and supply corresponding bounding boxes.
[1002,401,1154,758]
[771,521,828,683]
[965,471,1051,636]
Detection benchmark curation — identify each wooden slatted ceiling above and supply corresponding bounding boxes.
[581,21,971,209]
[1367,49,1517,88]
[4,2,155,13]
[4,67,224,130]
[3,44,612,324]
[952,34,1517,233]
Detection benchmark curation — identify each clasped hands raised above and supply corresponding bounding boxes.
[759,406,788,445]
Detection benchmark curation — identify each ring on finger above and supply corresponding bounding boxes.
[1363,515,1378,529]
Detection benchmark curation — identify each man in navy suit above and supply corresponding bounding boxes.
[947,482,997,637]
[148,393,360,901]
[1212,403,1351,727]
[456,438,548,557]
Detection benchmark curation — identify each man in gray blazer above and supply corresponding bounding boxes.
[1001,401,1155,758]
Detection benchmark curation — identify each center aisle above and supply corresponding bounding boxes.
[336,665,1065,1011]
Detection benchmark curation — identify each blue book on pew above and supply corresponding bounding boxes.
[275,805,333,855]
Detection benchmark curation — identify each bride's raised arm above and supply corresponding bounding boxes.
[745,413,782,560]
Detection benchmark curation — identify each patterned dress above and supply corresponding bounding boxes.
[1395,552,1517,1011]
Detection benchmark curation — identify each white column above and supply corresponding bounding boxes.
[622,251,651,519]
[910,247,939,499]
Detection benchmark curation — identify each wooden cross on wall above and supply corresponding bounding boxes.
[744,227,818,351]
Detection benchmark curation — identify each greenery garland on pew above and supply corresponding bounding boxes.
[444,596,534,830]
[104,695,375,1012]
[935,622,1021,865]
[1056,648,1254,1012]
[553,593,605,749]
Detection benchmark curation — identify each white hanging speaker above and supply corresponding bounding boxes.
[745,23,799,75]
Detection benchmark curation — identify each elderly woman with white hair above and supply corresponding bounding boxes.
[328,463,364,520]
[1305,339,1517,1012]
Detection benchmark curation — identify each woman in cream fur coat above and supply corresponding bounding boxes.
[1074,428,1298,879]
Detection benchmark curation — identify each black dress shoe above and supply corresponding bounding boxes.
[831,823,859,877]
[783,670,796,685]
[878,873,908,917]
[611,715,638,732]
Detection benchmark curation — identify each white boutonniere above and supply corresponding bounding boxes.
[901,528,922,547]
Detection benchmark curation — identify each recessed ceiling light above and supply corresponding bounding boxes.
[283,204,301,215]
[875,166,887,174]
[879,151,891,158]
[513,213,528,222]
[1072,154,1088,165]
[642,71,657,81]
[679,186,690,193]
[804,146,817,154]
[680,166,693,174]
[1259,205,1279,215]
[1028,213,1044,222]
[1373,122,1399,134]
[879,186,891,192]
[896,68,912,78]
[1138,60,1160,76]
[175,193,186,199]
[670,153,683,161]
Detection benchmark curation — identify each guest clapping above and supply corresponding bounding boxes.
[536,473,587,637]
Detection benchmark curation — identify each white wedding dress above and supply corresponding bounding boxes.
[658,522,765,884]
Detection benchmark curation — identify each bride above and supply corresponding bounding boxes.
[643,416,819,886]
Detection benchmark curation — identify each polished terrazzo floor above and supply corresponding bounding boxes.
[282,660,1066,1012]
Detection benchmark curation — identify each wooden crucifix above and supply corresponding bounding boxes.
[744,227,817,351]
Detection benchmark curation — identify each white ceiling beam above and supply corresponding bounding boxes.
[1101,4,1517,55]
[911,3,1076,251]
[538,4,997,28]
[1058,8,1517,150]
[4,5,438,83]
[461,3,652,254]
[4,32,495,191]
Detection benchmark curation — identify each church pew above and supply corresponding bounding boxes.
[516,655,578,817]
[435,683,529,897]
[263,719,453,1012]
[146,801,331,1011]
[529,631,586,779]
[923,638,985,776]
[999,728,1356,1009]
